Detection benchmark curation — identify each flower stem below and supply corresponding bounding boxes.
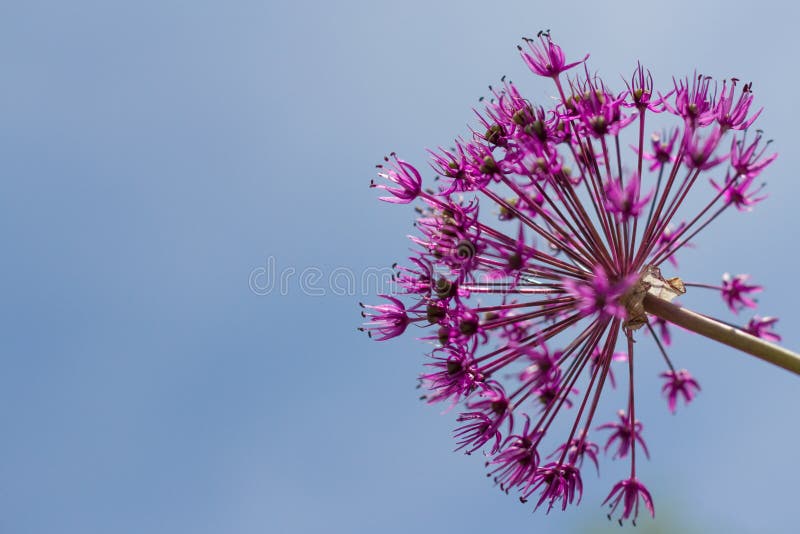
[643,294,800,376]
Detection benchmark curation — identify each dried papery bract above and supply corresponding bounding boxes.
[363,33,797,524]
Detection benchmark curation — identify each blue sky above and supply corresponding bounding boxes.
[0,1,798,533]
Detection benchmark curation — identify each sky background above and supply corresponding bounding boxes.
[1,1,798,533]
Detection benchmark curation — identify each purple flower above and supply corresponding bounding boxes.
[359,295,411,340]
[665,73,715,127]
[371,154,422,203]
[714,79,762,132]
[682,125,727,170]
[711,173,767,212]
[551,431,600,474]
[746,316,781,342]
[421,343,483,406]
[721,273,762,313]
[454,382,511,454]
[624,62,664,112]
[603,477,655,525]
[597,410,650,460]
[604,174,652,222]
[568,77,635,137]
[660,369,701,413]
[730,130,776,179]
[641,129,679,171]
[488,415,542,492]
[523,462,583,513]
[519,344,561,386]
[518,31,587,79]
[489,224,536,282]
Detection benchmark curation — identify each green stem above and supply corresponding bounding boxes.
[643,294,800,376]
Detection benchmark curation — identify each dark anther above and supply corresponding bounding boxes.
[480,156,499,175]
[530,119,547,141]
[434,277,456,300]
[427,302,446,323]
[490,399,507,414]
[459,317,479,336]
[447,360,462,375]
[513,109,530,127]
[456,239,476,260]
[437,326,450,345]
[485,124,505,145]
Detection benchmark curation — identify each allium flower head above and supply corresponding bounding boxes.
[363,33,785,524]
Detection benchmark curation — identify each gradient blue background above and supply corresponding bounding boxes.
[1,1,798,532]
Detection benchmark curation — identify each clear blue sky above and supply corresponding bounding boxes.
[0,1,798,533]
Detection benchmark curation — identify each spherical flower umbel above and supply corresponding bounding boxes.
[362,34,793,524]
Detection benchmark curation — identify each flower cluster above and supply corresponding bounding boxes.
[363,32,777,523]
